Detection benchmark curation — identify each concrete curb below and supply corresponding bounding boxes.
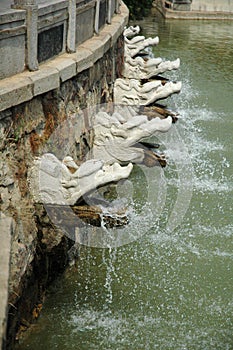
[0,3,129,113]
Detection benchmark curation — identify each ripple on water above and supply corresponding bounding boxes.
[67,304,233,350]
[150,223,233,260]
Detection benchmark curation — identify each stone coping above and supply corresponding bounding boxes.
[0,10,25,25]
[152,1,233,20]
[0,3,129,113]
[161,9,233,20]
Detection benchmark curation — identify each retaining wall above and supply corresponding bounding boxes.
[153,0,233,19]
[191,0,233,12]
[0,3,129,349]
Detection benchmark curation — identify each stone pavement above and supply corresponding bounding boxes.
[0,214,13,350]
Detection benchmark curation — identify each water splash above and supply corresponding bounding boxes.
[15,17,233,350]
[102,248,118,306]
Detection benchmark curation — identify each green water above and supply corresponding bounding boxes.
[17,15,233,350]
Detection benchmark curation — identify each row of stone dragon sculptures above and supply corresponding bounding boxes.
[29,25,182,207]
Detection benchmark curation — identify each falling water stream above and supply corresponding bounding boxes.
[16,13,233,350]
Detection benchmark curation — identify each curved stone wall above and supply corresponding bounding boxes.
[0,0,121,80]
[0,3,128,113]
[0,4,128,349]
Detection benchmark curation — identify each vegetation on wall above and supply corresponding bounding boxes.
[124,0,153,20]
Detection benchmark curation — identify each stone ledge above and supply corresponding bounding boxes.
[152,1,233,19]
[0,10,26,25]
[75,48,95,73]
[101,20,124,46]
[79,32,112,63]
[0,3,129,112]
[0,75,33,112]
[45,56,77,83]
[163,8,233,19]
[25,66,60,96]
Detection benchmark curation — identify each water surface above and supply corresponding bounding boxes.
[17,14,233,350]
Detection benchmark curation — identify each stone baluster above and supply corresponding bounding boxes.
[94,0,100,34]
[107,0,112,24]
[115,0,121,13]
[67,0,76,53]
[12,0,38,71]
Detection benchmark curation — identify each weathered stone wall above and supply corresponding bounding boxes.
[0,5,128,348]
[191,0,233,12]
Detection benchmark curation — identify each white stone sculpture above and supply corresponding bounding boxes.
[28,153,133,205]
[115,26,182,106]
[114,78,182,105]
[123,56,180,79]
[92,110,172,165]
[124,36,159,58]
[28,25,183,207]
[28,105,171,206]
[123,25,159,58]
[123,25,141,39]
[122,25,181,80]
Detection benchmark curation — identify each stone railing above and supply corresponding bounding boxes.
[0,0,120,80]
